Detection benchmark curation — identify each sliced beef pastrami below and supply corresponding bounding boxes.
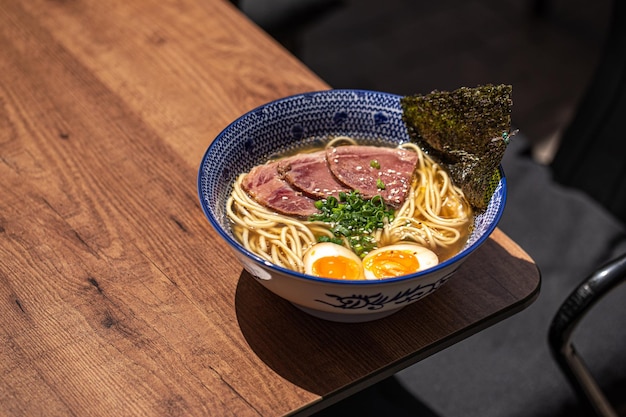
[326,145,418,208]
[241,162,319,217]
[277,150,350,199]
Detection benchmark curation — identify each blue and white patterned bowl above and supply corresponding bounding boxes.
[198,89,506,322]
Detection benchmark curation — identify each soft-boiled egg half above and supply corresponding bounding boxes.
[303,242,364,280]
[362,243,439,280]
[303,242,439,280]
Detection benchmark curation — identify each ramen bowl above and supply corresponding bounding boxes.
[198,89,506,323]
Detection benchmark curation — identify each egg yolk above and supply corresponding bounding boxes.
[363,250,420,278]
[311,256,363,280]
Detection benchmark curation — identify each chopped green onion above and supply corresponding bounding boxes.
[376,178,386,190]
[318,235,343,245]
[370,160,380,169]
[308,190,395,257]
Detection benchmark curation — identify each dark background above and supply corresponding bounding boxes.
[300,0,611,165]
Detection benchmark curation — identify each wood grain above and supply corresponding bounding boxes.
[0,1,539,416]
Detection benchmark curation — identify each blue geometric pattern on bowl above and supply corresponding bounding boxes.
[198,89,506,287]
[317,271,455,311]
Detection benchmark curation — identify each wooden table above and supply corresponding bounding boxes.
[0,1,540,416]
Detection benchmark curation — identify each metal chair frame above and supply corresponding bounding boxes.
[548,253,626,417]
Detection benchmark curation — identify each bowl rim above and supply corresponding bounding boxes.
[197,88,507,285]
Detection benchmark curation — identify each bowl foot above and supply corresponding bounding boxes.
[292,304,402,323]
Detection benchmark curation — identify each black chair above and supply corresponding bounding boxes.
[548,253,626,417]
[546,2,626,412]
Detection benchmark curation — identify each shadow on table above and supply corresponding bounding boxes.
[234,237,539,400]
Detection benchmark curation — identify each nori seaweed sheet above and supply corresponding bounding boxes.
[401,84,513,210]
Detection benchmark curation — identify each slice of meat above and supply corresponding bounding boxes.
[326,145,417,208]
[277,150,350,199]
[241,162,319,217]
